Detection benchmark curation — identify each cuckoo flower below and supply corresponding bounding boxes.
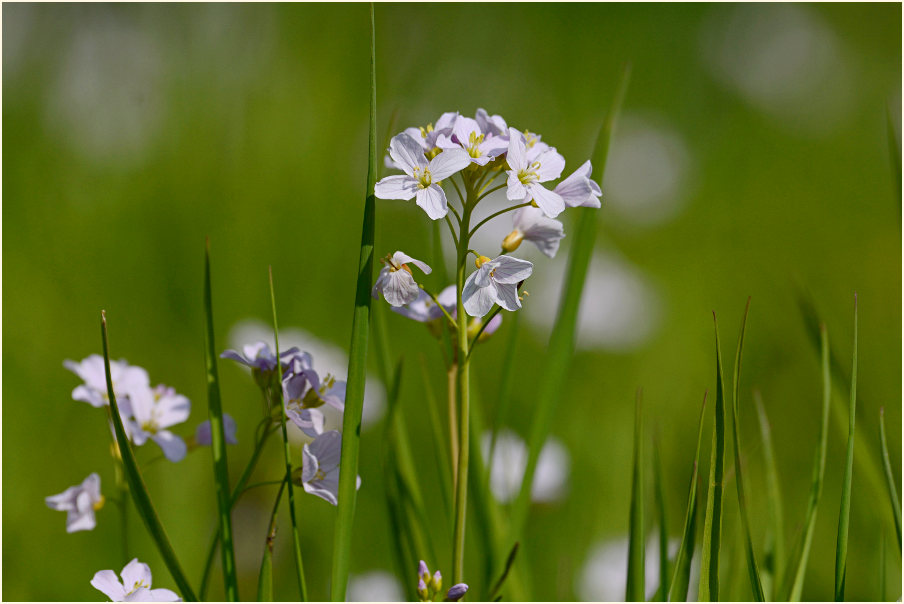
[125,384,190,462]
[91,558,180,602]
[375,133,471,220]
[505,127,566,218]
[45,473,104,533]
[64,355,149,408]
[295,430,360,506]
[372,251,432,307]
[283,354,346,437]
[555,160,602,208]
[462,254,533,318]
[220,342,300,373]
[437,116,508,166]
[194,413,238,446]
[475,108,508,138]
[502,206,566,258]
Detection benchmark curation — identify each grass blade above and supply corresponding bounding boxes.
[269,268,308,601]
[419,355,453,523]
[754,391,785,600]
[332,5,377,600]
[879,531,887,602]
[202,241,239,601]
[100,312,198,602]
[653,430,669,601]
[834,295,858,601]
[627,388,646,602]
[488,542,520,601]
[879,406,902,552]
[784,324,831,601]
[257,478,287,602]
[729,298,765,601]
[698,314,727,602]
[667,392,707,602]
[509,61,632,543]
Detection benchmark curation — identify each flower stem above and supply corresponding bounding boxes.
[468,202,532,239]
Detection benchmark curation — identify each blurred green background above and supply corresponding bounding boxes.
[3,3,901,601]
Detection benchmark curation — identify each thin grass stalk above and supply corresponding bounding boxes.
[626,388,646,602]
[784,325,831,602]
[419,355,454,523]
[202,241,239,601]
[653,431,670,601]
[100,312,197,602]
[257,478,287,602]
[754,391,785,600]
[834,295,858,601]
[332,5,377,599]
[879,407,902,552]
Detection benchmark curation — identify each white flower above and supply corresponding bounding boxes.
[480,430,570,503]
[45,473,103,533]
[502,206,565,258]
[348,571,405,602]
[372,251,432,307]
[505,128,566,217]
[384,112,459,169]
[375,133,471,220]
[283,353,346,438]
[475,108,508,138]
[125,384,190,462]
[555,160,602,208]
[298,430,360,506]
[64,354,149,408]
[436,116,508,166]
[462,254,533,318]
[91,558,180,602]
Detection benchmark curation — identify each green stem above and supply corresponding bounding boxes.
[466,306,502,357]
[445,215,460,248]
[468,202,532,239]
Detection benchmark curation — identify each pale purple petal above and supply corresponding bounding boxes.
[289,407,325,438]
[416,186,448,220]
[446,583,469,601]
[534,148,565,182]
[488,255,533,284]
[513,207,565,258]
[528,183,565,218]
[92,570,126,601]
[146,588,181,602]
[309,430,342,472]
[418,560,429,577]
[473,263,495,288]
[434,111,459,132]
[301,442,319,483]
[322,381,346,411]
[475,108,507,136]
[451,116,480,145]
[303,475,339,506]
[195,414,238,446]
[388,133,427,175]
[437,285,458,309]
[428,148,471,181]
[484,313,503,336]
[505,127,527,171]
[154,392,191,429]
[120,559,152,595]
[372,267,391,299]
[555,160,601,208]
[151,431,187,463]
[493,282,522,312]
[382,270,420,307]
[506,171,529,202]
[391,251,432,275]
[462,273,497,318]
[374,175,418,201]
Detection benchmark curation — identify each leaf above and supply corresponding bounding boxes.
[879,406,902,552]
[488,542,520,601]
[834,295,858,601]
[754,391,785,601]
[100,312,197,602]
[257,478,287,603]
[627,388,646,602]
[653,430,670,601]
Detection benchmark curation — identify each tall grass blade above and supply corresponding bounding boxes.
[834,295,858,601]
[257,478,287,602]
[488,542,520,601]
[879,407,902,552]
[332,5,377,600]
[729,298,765,601]
[100,312,198,602]
[269,268,308,601]
[698,315,728,602]
[627,388,646,602]
[202,241,239,601]
[784,324,831,602]
[653,431,670,601]
[510,62,632,543]
[754,391,785,600]
[667,392,707,602]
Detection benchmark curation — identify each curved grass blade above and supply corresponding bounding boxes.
[269,268,308,601]
[202,241,239,601]
[258,478,287,602]
[488,542,520,601]
[784,324,831,602]
[418,355,453,523]
[332,5,377,599]
[754,391,785,600]
[879,407,902,552]
[699,314,727,602]
[729,298,765,601]
[653,430,669,601]
[834,295,858,601]
[510,61,632,543]
[667,391,707,602]
[100,312,198,602]
[627,388,646,602]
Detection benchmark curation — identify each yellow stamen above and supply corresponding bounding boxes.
[475,255,492,269]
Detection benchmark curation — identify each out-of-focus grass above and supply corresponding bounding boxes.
[3,3,900,601]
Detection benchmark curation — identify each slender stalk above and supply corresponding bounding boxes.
[626,388,645,602]
[118,481,130,564]
[879,407,902,552]
[257,478,287,602]
[466,306,502,355]
[468,202,532,238]
[834,295,858,601]
[474,182,507,203]
[448,364,460,491]
[445,215,460,248]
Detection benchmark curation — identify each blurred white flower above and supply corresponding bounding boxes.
[576,534,686,602]
[480,429,570,504]
[348,570,404,602]
[91,558,180,602]
[45,473,103,533]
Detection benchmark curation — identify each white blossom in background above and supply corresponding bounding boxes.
[372,251,432,307]
[91,558,180,602]
[64,355,149,408]
[125,385,190,462]
[45,473,104,533]
[348,571,405,602]
[576,536,689,602]
[480,429,570,504]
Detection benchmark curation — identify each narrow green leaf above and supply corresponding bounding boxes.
[879,407,902,552]
[754,391,785,601]
[202,241,239,601]
[419,355,453,523]
[834,295,858,601]
[627,388,646,602]
[510,62,632,543]
[332,5,377,600]
[100,312,198,602]
[269,268,308,601]
[488,542,520,601]
[653,431,670,601]
[729,298,765,601]
[383,443,418,601]
[258,478,287,602]
[784,324,831,601]
[667,391,707,603]
[699,314,727,602]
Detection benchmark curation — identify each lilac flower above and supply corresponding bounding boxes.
[372,251,432,307]
[125,384,190,462]
[391,285,456,323]
[385,112,459,168]
[220,342,300,373]
[194,413,238,446]
[91,558,180,602]
[296,430,360,506]
[555,160,602,208]
[375,133,471,220]
[475,108,508,138]
[462,255,533,318]
[502,206,566,258]
[523,129,552,163]
[505,127,566,217]
[416,561,468,602]
[64,354,149,408]
[283,355,346,437]
[436,116,508,166]
[45,473,103,533]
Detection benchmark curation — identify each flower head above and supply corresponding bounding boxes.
[294,430,360,505]
[283,354,346,437]
[220,342,300,373]
[64,355,149,408]
[46,473,104,533]
[91,558,180,602]
[554,160,602,208]
[372,251,432,307]
[475,108,508,138]
[385,112,459,168]
[462,254,533,318]
[505,127,566,217]
[194,413,238,446]
[437,116,508,166]
[502,206,565,258]
[125,384,190,462]
[375,133,471,220]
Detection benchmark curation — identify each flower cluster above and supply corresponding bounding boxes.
[416,560,468,603]
[91,558,180,602]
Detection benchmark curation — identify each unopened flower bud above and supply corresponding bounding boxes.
[433,570,442,593]
[475,255,492,269]
[501,229,524,253]
[419,560,429,580]
[445,583,469,602]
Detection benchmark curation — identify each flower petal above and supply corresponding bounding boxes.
[120,558,152,595]
[493,282,522,312]
[382,270,420,307]
[155,393,191,428]
[92,570,127,601]
[534,148,565,182]
[506,171,528,202]
[505,127,527,171]
[528,184,565,218]
[415,186,448,220]
[374,175,418,201]
[489,255,534,284]
[513,207,565,258]
[392,251,432,275]
[462,273,497,318]
[151,431,187,463]
[309,430,342,472]
[388,133,427,175]
[428,148,471,181]
[147,588,181,602]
